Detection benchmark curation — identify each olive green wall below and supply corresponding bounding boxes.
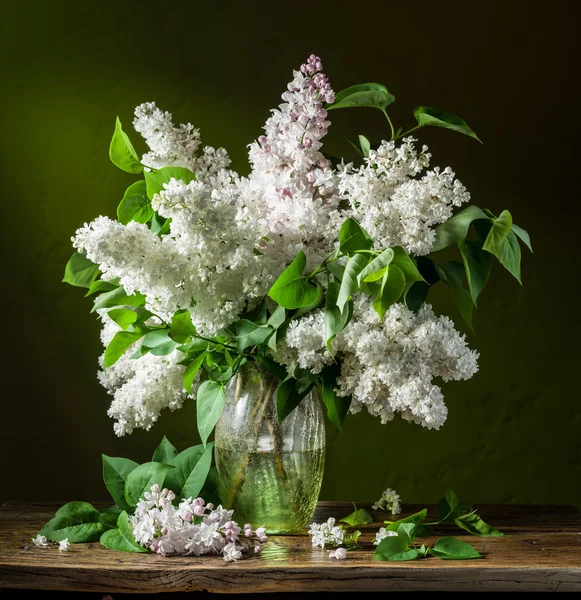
[1,0,579,507]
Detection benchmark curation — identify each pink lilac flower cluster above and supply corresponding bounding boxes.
[131,485,267,560]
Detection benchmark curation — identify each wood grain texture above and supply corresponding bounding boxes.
[1,502,580,593]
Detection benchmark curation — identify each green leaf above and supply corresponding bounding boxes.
[268,251,321,309]
[358,135,371,158]
[404,281,429,312]
[144,166,196,199]
[196,381,226,447]
[142,328,170,347]
[436,490,472,522]
[124,462,174,507]
[104,326,148,368]
[100,511,146,553]
[357,249,394,285]
[85,279,117,296]
[429,537,482,560]
[63,252,99,289]
[102,455,139,510]
[168,310,195,343]
[324,280,353,352]
[328,83,395,112]
[455,513,504,537]
[337,254,368,313]
[320,364,351,429]
[458,239,491,305]
[294,280,323,317]
[183,352,207,394]
[339,218,374,255]
[91,287,146,312]
[99,506,122,531]
[386,509,428,532]
[396,523,418,546]
[107,308,146,330]
[431,206,490,253]
[109,117,143,174]
[151,211,171,235]
[117,181,153,224]
[511,224,533,252]
[345,135,364,157]
[414,107,481,143]
[373,536,412,561]
[437,262,474,332]
[234,319,274,352]
[268,304,286,328]
[276,378,305,423]
[200,466,221,506]
[391,247,424,282]
[39,502,103,543]
[164,443,213,500]
[372,264,406,320]
[499,230,522,284]
[152,436,179,463]
[340,508,374,527]
[482,210,513,260]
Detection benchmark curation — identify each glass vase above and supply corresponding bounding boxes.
[214,362,325,533]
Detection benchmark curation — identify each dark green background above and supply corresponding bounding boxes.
[1,0,579,508]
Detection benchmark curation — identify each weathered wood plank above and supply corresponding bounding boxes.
[1,502,580,592]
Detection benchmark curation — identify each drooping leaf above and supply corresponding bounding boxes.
[340,508,374,527]
[414,107,481,143]
[511,223,533,252]
[163,443,214,500]
[100,511,146,553]
[91,287,146,312]
[372,264,406,320]
[328,83,395,112]
[124,462,174,508]
[104,325,148,368]
[391,247,424,282]
[324,280,353,352]
[437,262,474,332]
[482,210,513,260]
[109,117,143,174]
[276,378,307,423]
[268,251,321,309]
[339,218,374,255]
[144,166,196,199]
[63,252,99,288]
[431,206,490,253]
[429,536,482,560]
[183,352,207,394]
[152,436,179,463]
[169,309,196,343]
[404,281,430,312]
[39,502,103,543]
[102,455,139,510]
[357,249,394,285]
[320,364,351,429]
[337,254,368,313]
[117,180,153,224]
[196,381,226,447]
[454,513,504,537]
[458,239,491,305]
[499,230,522,284]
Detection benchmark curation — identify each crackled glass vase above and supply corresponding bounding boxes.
[214,363,325,534]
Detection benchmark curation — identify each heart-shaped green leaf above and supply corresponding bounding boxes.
[117,181,153,224]
[39,502,104,543]
[268,251,321,309]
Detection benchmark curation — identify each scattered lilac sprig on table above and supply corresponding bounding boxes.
[131,484,267,560]
[372,488,402,515]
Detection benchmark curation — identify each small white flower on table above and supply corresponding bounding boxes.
[374,527,399,545]
[32,535,48,547]
[329,548,347,560]
[58,538,70,552]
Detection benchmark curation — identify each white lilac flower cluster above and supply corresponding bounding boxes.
[73,54,477,435]
[131,485,267,560]
[372,487,402,515]
[276,299,478,430]
[31,535,70,551]
[373,528,398,546]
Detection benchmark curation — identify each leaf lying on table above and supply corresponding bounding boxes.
[340,507,374,527]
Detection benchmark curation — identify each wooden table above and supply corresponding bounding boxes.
[0,501,580,593]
